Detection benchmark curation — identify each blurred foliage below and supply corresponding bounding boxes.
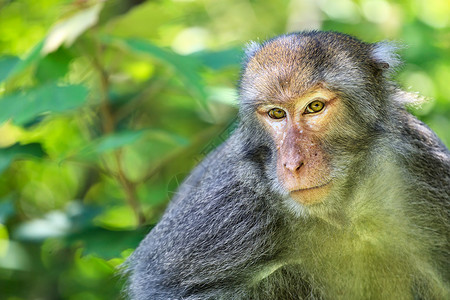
[0,0,448,299]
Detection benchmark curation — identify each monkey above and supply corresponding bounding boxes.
[123,31,450,300]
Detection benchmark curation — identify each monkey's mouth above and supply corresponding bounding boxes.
[290,180,332,193]
[289,181,332,205]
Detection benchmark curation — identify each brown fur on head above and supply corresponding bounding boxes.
[240,31,399,104]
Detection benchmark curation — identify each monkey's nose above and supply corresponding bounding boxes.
[283,161,304,173]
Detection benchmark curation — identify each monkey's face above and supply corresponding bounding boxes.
[240,34,385,206]
[255,85,341,205]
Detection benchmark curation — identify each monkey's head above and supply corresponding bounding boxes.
[238,31,401,209]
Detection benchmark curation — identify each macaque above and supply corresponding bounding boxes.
[124,31,450,300]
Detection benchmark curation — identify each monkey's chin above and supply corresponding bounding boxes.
[289,182,332,205]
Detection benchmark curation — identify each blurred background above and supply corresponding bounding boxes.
[0,0,448,299]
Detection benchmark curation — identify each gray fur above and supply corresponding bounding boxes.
[370,41,402,74]
[124,31,450,300]
[244,40,262,61]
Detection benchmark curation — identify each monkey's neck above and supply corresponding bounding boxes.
[302,150,413,252]
[303,145,402,226]
[291,156,442,299]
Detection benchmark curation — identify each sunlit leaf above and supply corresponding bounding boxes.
[0,143,46,174]
[42,2,104,54]
[108,1,181,40]
[0,240,30,271]
[94,206,137,230]
[0,223,8,256]
[0,83,88,125]
[207,87,238,106]
[13,211,70,242]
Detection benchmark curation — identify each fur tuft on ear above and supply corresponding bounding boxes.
[371,42,402,74]
[244,41,262,61]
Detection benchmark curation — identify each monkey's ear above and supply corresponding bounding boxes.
[370,42,402,74]
[244,41,262,61]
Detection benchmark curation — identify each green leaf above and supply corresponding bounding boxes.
[35,48,73,83]
[66,227,151,259]
[68,202,103,230]
[0,83,89,125]
[145,129,189,146]
[0,196,15,223]
[69,129,187,162]
[73,130,145,160]
[95,130,145,153]
[189,48,242,70]
[0,143,46,174]
[102,36,207,108]
[0,56,20,83]
[10,40,45,78]
[0,41,44,83]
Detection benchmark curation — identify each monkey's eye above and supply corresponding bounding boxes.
[268,108,286,119]
[305,100,325,114]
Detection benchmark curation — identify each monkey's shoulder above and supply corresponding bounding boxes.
[399,111,450,155]
[394,111,450,208]
[396,112,450,174]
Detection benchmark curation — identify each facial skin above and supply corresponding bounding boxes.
[256,86,340,205]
